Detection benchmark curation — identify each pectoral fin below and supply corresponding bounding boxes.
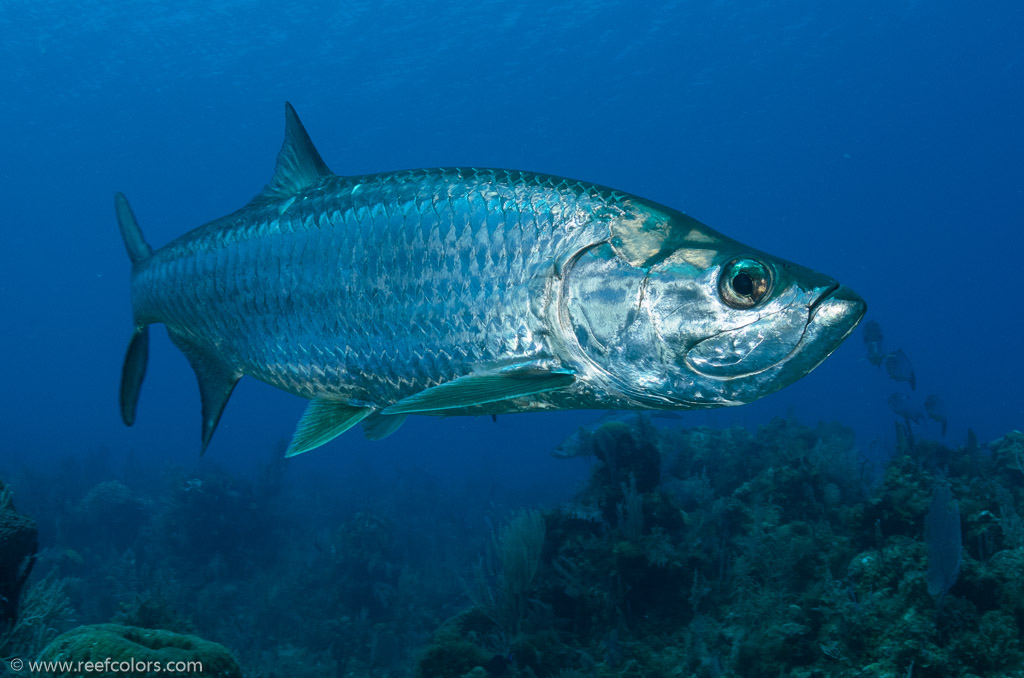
[287,400,373,457]
[382,366,575,415]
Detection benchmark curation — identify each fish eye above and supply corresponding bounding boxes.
[719,258,772,309]
[732,272,754,296]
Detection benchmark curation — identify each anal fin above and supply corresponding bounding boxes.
[170,334,241,455]
[287,400,373,457]
[382,365,575,415]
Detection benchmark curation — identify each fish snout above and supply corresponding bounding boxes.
[810,284,866,328]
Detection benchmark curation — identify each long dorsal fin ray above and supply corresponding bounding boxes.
[169,334,241,455]
[115,193,153,265]
[258,102,333,202]
[382,366,575,415]
[287,400,374,457]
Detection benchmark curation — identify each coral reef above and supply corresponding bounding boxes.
[73,480,148,553]
[38,624,241,678]
[0,480,38,630]
[418,417,1024,678]
[8,420,1024,677]
[0,570,74,662]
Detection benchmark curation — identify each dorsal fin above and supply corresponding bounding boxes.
[260,102,333,201]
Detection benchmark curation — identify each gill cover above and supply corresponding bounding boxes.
[562,198,720,368]
[560,199,719,405]
[562,242,648,367]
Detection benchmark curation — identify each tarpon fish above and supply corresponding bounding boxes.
[117,103,866,456]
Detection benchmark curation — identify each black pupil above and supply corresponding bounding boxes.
[733,272,754,296]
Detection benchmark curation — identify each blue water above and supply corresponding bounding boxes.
[0,1,1022,672]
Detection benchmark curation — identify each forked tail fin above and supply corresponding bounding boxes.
[115,193,153,426]
[120,326,149,426]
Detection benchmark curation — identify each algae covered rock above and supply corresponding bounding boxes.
[38,624,241,678]
[75,480,148,550]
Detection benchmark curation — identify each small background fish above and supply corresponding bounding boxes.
[884,349,916,390]
[925,394,949,436]
[863,320,886,367]
[888,393,924,423]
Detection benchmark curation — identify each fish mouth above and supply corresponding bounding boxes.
[683,283,866,384]
[808,282,840,319]
[807,284,866,338]
[770,283,866,381]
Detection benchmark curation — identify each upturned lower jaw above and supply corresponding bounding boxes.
[808,282,840,319]
[811,285,867,331]
[730,286,866,400]
[785,285,866,378]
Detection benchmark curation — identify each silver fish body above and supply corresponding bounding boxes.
[117,104,866,455]
[134,168,614,408]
